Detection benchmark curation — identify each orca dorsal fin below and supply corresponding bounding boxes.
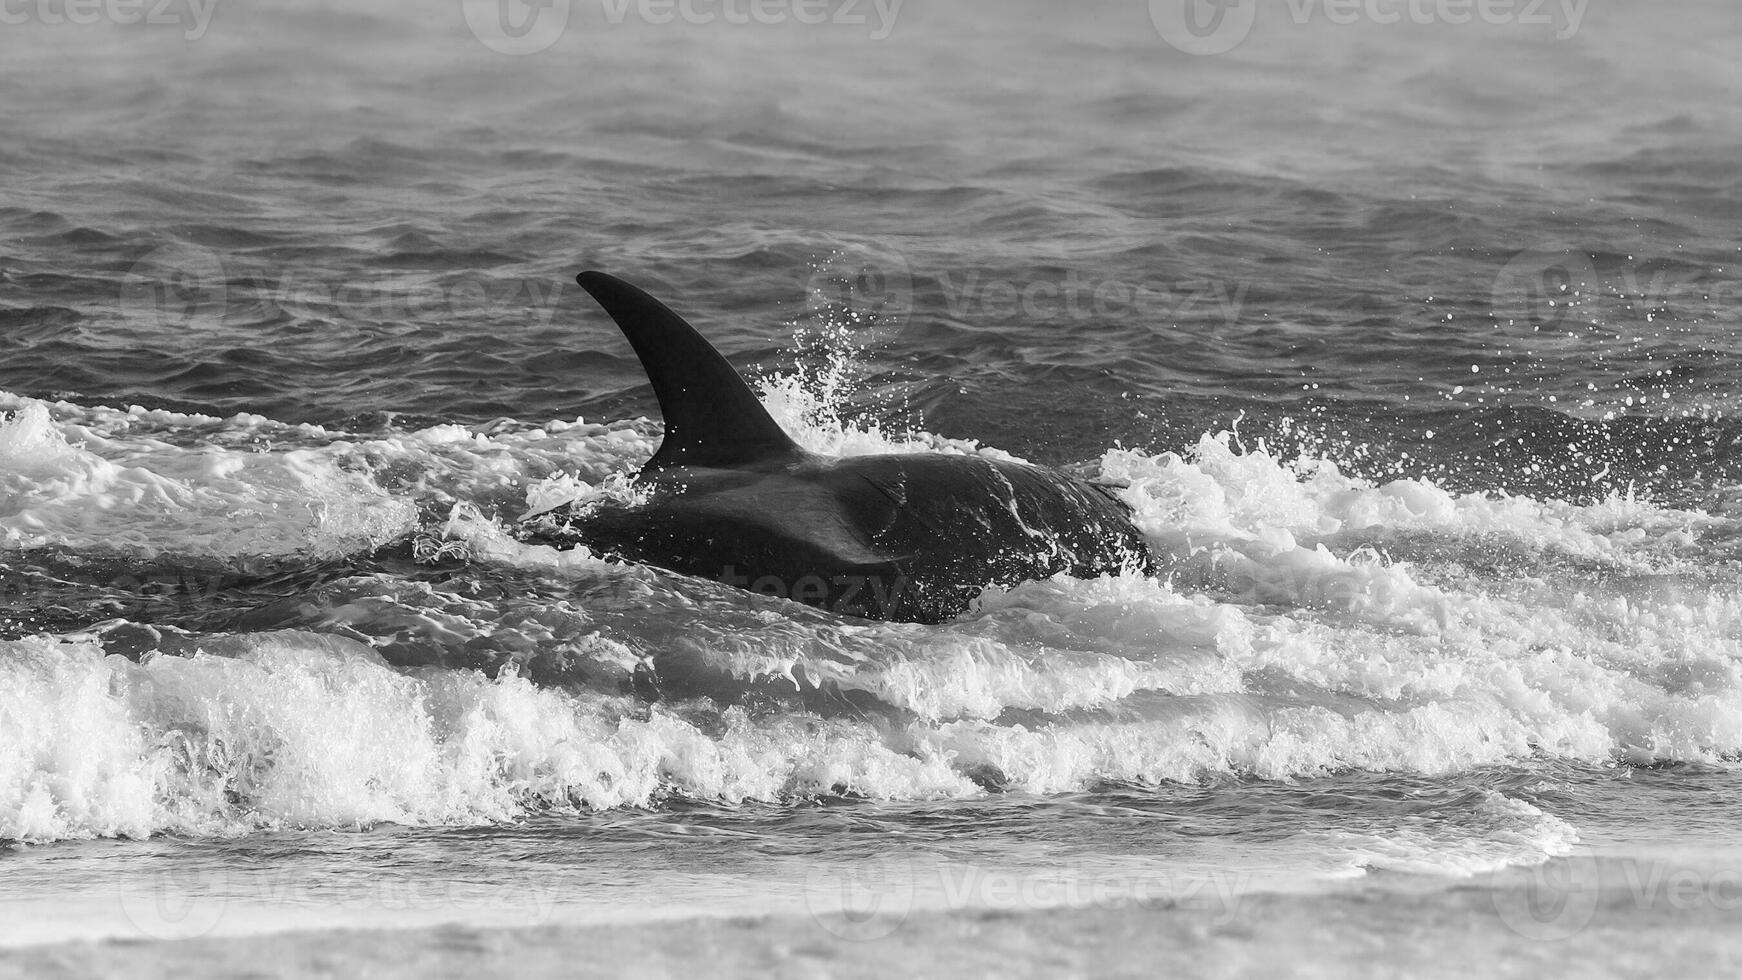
[576,271,803,471]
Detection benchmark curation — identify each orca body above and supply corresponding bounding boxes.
[532,271,1154,624]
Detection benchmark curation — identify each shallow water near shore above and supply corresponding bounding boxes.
[3,0,1742,975]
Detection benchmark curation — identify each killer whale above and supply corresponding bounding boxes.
[531,270,1154,624]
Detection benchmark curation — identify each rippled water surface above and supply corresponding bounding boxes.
[3,0,1742,975]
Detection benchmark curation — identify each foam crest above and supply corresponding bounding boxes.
[436,502,610,572]
[7,555,1741,845]
[7,386,1742,847]
[1302,792,1579,877]
[0,399,414,558]
[0,636,161,841]
[1102,433,1711,570]
[350,417,660,519]
[0,631,979,842]
[671,577,1244,721]
[419,420,1742,781]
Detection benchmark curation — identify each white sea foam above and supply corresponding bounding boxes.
[0,631,975,843]
[1299,792,1581,877]
[0,399,414,558]
[3,395,1740,851]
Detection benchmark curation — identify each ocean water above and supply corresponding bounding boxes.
[3,0,1742,975]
